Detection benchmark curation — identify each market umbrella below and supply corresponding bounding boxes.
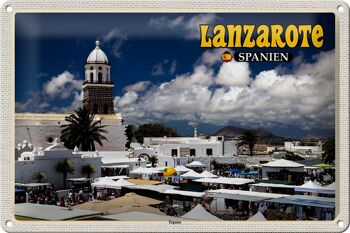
[313,163,334,168]
[163,167,176,176]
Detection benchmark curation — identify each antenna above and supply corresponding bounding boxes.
[26,127,33,145]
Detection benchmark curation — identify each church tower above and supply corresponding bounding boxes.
[83,40,115,114]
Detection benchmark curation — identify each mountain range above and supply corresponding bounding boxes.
[213,125,286,145]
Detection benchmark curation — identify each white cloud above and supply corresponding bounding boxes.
[123,81,151,92]
[102,28,127,58]
[43,71,82,99]
[115,49,335,130]
[216,62,252,87]
[148,14,218,39]
[184,14,218,39]
[149,16,185,29]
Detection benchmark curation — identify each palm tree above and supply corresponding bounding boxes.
[211,159,218,170]
[322,136,335,164]
[149,155,158,167]
[237,130,259,157]
[60,107,108,151]
[33,171,47,183]
[81,164,96,179]
[55,158,75,189]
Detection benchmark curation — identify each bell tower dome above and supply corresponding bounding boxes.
[83,40,115,115]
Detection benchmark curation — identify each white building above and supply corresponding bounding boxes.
[15,139,103,189]
[133,136,272,169]
[142,136,238,157]
[284,141,322,154]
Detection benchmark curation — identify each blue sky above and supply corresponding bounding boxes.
[15,13,335,137]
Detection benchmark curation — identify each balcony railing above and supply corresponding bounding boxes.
[83,81,114,85]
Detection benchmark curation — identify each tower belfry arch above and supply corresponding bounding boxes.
[83,40,115,115]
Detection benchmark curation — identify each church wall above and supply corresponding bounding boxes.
[16,123,127,151]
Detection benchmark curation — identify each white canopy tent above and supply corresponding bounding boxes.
[163,189,205,198]
[207,189,290,202]
[262,159,305,168]
[91,177,121,189]
[320,182,335,194]
[130,167,162,175]
[261,159,305,179]
[200,170,218,178]
[194,177,254,186]
[182,204,222,221]
[247,211,267,221]
[180,170,203,179]
[175,165,192,173]
[186,161,206,168]
[295,181,335,194]
[114,178,136,188]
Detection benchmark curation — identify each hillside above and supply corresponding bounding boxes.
[214,125,285,145]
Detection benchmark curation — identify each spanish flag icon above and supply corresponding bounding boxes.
[221,51,233,62]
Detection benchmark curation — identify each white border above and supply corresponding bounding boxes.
[0,0,349,232]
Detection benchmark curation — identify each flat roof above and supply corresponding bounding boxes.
[266,195,335,208]
[250,183,296,189]
[100,211,189,221]
[207,189,290,202]
[126,184,177,193]
[15,203,102,220]
[163,189,205,198]
[193,177,254,185]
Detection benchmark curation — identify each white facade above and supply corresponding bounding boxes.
[142,136,238,158]
[15,140,103,189]
[284,141,322,154]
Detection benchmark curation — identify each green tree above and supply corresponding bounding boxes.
[149,155,158,167]
[55,158,75,189]
[237,130,259,157]
[60,107,108,151]
[32,171,47,183]
[322,136,335,163]
[211,159,218,169]
[81,164,96,179]
[125,124,136,149]
[134,123,179,143]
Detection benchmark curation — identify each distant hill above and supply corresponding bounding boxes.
[214,125,285,145]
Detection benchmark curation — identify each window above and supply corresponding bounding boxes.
[46,137,54,143]
[90,73,93,82]
[90,66,93,70]
[190,149,196,156]
[165,161,168,167]
[98,66,102,70]
[206,148,213,156]
[103,104,108,114]
[93,103,99,114]
[98,72,102,83]
[171,149,178,157]
[218,137,223,141]
[177,159,180,165]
